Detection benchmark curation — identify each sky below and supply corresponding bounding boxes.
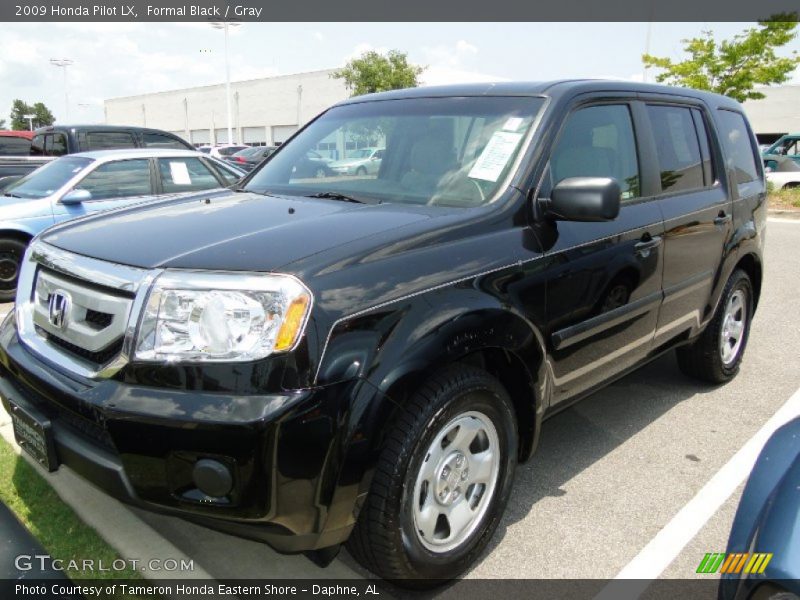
[1,22,799,126]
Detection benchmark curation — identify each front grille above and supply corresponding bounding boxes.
[85,309,114,329]
[30,266,133,368]
[17,241,150,379]
[51,404,116,451]
[44,330,124,365]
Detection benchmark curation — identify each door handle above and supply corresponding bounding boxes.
[634,235,662,258]
[714,211,732,226]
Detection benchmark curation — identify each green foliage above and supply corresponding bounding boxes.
[331,50,425,96]
[0,439,142,581]
[10,99,55,130]
[643,15,800,102]
[0,118,6,129]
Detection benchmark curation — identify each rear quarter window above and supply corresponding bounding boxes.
[716,111,759,185]
[143,133,190,150]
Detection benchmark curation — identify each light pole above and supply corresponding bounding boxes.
[210,22,240,145]
[23,114,35,131]
[50,58,74,122]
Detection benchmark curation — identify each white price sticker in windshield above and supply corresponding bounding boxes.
[169,161,192,185]
[468,131,523,182]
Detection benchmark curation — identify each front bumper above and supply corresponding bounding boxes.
[0,316,363,553]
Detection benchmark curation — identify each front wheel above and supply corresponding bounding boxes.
[677,269,753,384]
[347,366,517,586]
[0,238,27,303]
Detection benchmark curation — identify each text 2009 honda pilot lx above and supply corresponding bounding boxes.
[0,81,765,584]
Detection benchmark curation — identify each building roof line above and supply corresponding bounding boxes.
[105,68,339,102]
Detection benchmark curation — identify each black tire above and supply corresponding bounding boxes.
[0,237,27,303]
[347,365,517,587]
[356,166,367,176]
[676,269,753,384]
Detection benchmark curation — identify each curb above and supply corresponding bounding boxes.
[767,208,800,220]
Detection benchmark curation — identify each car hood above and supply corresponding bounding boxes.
[41,191,433,272]
[0,195,53,221]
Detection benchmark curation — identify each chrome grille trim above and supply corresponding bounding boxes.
[33,270,131,352]
[16,241,160,380]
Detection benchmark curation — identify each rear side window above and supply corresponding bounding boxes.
[85,131,136,150]
[158,157,220,193]
[76,159,152,200]
[716,111,759,185]
[550,104,641,200]
[30,133,67,157]
[647,105,704,193]
[45,133,67,157]
[0,136,32,156]
[143,133,189,150]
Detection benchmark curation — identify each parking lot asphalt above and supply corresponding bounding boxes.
[0,218,798,588]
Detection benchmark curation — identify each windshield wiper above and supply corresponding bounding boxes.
[3,193,21,198]
[305,191,370,204]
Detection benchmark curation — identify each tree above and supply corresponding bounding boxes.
[642,16,800,102]
[10,99,55,130]
[0,118,5,129]
[331,50,425,96]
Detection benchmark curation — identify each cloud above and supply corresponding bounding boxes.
[420,66,508,87]
[422,39,479,68]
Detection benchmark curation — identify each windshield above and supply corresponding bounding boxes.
[244,96,545,208]
[4,157,93,199]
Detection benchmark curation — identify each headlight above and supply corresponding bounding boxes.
[134,271,312,362]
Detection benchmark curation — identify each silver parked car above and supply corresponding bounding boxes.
[329,147,385,176]
[0,148,244,301]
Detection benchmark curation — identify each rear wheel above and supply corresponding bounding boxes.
[677,269,753,384]
[0,237,27,303]
[347,365,517,587]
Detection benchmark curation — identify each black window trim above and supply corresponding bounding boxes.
[640,100,722,201]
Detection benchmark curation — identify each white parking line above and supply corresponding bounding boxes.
[598,385,800,595]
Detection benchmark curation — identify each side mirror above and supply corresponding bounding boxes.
[61,189,92,205]
[764,166,773,173]
[543,177,621,222]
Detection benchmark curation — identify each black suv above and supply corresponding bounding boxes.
[30,125,194,156]
[0,81,765,584]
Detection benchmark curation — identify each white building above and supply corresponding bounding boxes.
[742,84,800,143]
[104,69,349,147]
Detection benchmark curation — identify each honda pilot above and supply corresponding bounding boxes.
[0,81,766,584]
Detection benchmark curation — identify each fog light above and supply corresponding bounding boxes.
[192,459,233,498]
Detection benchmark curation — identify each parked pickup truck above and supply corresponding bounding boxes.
[0,125,194,186]
[0,81,766,585]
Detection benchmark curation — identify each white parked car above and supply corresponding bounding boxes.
[329,147,385,176]
[764,155,800,190]
[197,144,249,159]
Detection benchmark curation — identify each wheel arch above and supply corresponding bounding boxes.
[735,252,762,311]
[0,228,35,244]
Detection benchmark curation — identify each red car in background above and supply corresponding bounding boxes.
[0,130,34,156]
